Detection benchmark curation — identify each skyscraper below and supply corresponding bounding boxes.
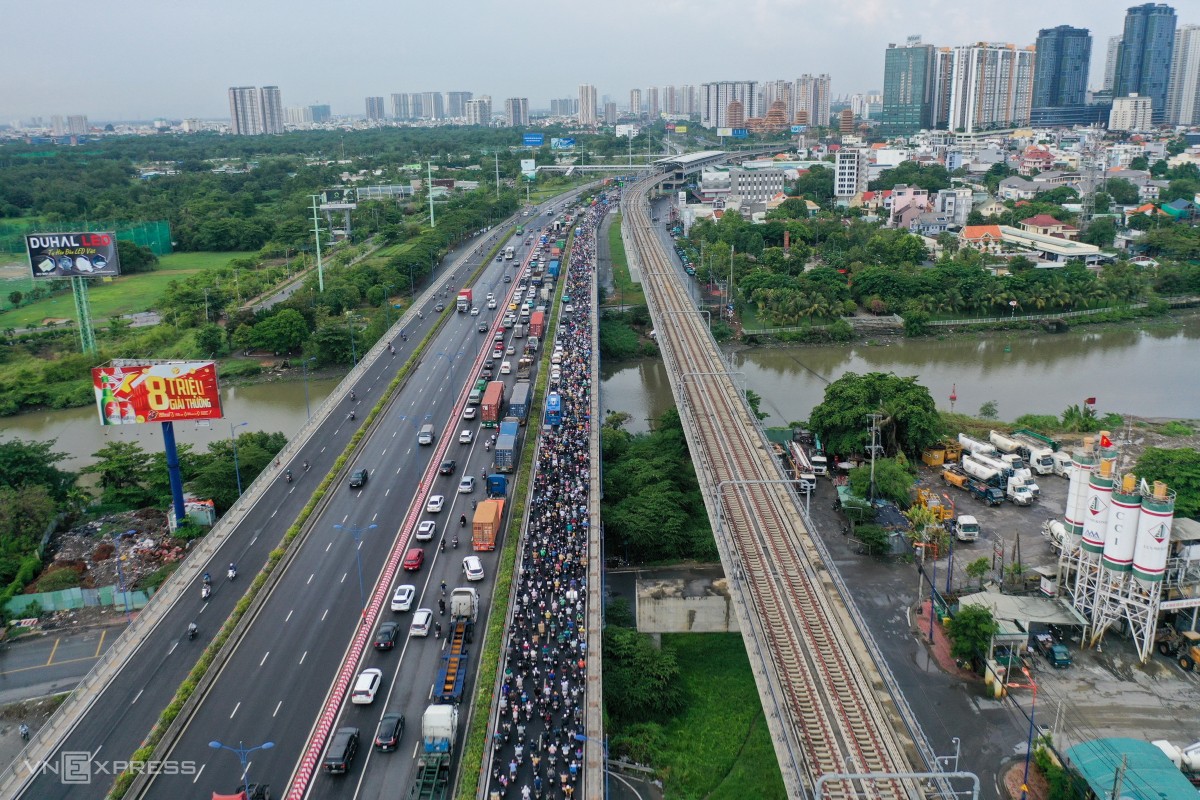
[1113,3,1177,123]
[365,96,386,120]
[1032,26,1092,109]
[259,87,283,134]
[66,115,89,135]
[228,86,262,135]
[629,89,643,116]
[1103,35,1123,92]
[578,84,598,125]
[700,81,757,128]
[762,80,794,121]
[793,74,831,127]
[446,91,473,118]
[936,43,1035,132]
[880,37,936,135]
[309,104,331,124]
[465,97,492,126]
[603,102,618,125]
[1167,25,1200,125]
[391,93,410,120]
[504,98,529,127]
[647,87,659,119]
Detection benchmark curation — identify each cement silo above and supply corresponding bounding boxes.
[1101,474,1141,573]
[1132,481,1175,586]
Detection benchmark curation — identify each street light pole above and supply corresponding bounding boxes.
[384,284,395,328]
[301,357,316,419]
[1020,673,1038,800]
[574,732,609,799]
[334,523,378,615]
[113,529,135,621]
[208,739,274,798]
[346,314,357,365]
[230,421,249,495]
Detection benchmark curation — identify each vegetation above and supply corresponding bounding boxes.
[809,372,941,458]
[947,605,999,662]
[847,457,916,505]
[1134,447,1200,518]
[604,211,645,307]
[598,306,657,360]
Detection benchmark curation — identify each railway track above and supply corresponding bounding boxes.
[624,176,920,800]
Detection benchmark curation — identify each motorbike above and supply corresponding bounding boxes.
[452,535,459,549]
[439,538,446,553]
[187,624,198,641]
[348,391,356,402]
[19,724,29,741]
[460,514,467,528]
[227,566,237,581]
[303,461,310,472]
[202,572,212,586]
[286,471,293,483]
[485,442,490,452]
[201,584,211,601]
[348,412,355,421]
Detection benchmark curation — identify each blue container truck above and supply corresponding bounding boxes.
[507,380,532,424]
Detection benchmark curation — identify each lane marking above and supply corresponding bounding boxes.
[45,638,60,666]
[230,701,240,719]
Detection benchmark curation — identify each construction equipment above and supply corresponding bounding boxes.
[915,487,955,522]
[1156,626,1200,671]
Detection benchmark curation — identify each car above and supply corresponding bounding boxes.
[501,318,513,330]
[493,331,505,343]
[492,348,504,359]
[458,476,475,494]
[487,299,497,309]
[480,368,494,380]
[478,322,488,333]
[495,255,502,261]
[409,608,433,636]
[403,548,425,572]
[322,726,360,774]
[470,307,480,316]
[504,275,511,283]
[426,495,445,513]
[348,469,369,489]
[506,345,516,356]
[374,712,406,752]
[508,302,518,312]
[500,361,511,375]
[463,555,485,582]
[486,292,495,301]
[374,622,400,651]
[439,460,456,475]
[434,302,446,312]
[462,406,477,420]
[390,584,415,612]
[351,668,383,704]
[484,359,495,370]
[459,429,473,444]
[416,520,437,541]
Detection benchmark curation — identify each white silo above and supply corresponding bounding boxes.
[1132,481,1175,586]
[1102,474,1141,572]
[1064,445,1096,547]
[1080,456,1116,555]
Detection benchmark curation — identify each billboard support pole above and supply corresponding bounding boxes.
[161,421,186,525]
[71,277,97,355]
[309,195,325,293]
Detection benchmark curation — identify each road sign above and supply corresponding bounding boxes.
[522,133,544,147]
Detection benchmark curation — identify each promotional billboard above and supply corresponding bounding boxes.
[92,362,222,425]
[550,137,575,150]
[520,159,537,177]
[27,232,121,280]
[716,127,733,138]
[674,125,688,133]
[522,133,545,147]
[731,128,749,139]
[790,125,807,134]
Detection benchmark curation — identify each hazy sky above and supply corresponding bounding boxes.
[5,0,1191,122]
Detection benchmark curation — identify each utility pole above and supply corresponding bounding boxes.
[310,194,325,292]
[866,413,884,502]
[427,161,435,228]
[494,153,500,199]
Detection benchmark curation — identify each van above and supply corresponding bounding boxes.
[323,727,360,774]
[797,472,817,492]
[418,424,435,446]
[551,350,563,366]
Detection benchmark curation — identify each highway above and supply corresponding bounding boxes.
[11,195,582,800]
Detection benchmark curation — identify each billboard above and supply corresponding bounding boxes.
[731,128,749,139]
[790,125,807,134]
[716,127,733,138]
[522,133,545,147]
[674,125,688,133]
[27,232,121,280]
[92,362,222,425]
[550,137,575,150]
[520,159,537,177]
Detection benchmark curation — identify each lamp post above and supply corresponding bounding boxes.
[208,739,274,799]
[301,357,316,419]
[334,523,378,615]
[113,529,136,621]
[1019,670,1038,800]
[383,284,395,328]
[229,421,249,496]
[573,732,609,799]
[346,314,358,365]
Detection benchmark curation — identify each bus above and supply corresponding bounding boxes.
[504,246,515,260]
[545,391,562,427]
[516,226,525,236]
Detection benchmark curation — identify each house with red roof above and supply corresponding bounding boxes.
[1019,214,1079,240]
[959,225,1005,254]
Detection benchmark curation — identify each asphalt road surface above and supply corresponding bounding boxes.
[0,626,122,706]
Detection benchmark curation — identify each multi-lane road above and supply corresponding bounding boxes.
[16,192,587,800]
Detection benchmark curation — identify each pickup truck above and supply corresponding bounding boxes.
[1035,634,1072,668]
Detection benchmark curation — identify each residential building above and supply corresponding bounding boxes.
[1019,145,1056,175]
[678,85,697,116]
[762,79,794,120]
[259,87,283,133]
[549,98,577,116]
[1019,213,1079,239]
[888,184,932,228]
[1032,26,1092,110]
[793,74,831,127]
[1113,3,1177,124]
[700,81,757,128]
[504,97,529,127]
[1103,35,1123,92]
[937,43,1035,132]
[445,91,472,118]
[228,86,263,135]
[603,102,618,125]
[391,93,410,120]
[285,106,313,126]
[365,96,386,120]
[834,148,868,200]
[1167,25,1200,125]
[730,168,788,205]
[934,186,973,226]
[997,175,1043,200]
[909,212,955,236]
[309,104,331,124]
[959,225,1006,254]
[465,97,492,126]
[629,89,642,116]
[881,37,937,135]
[66,115,88,135]
[419,91,445,120]
[408,93,424,119]
[578,84,598,125]
[1109,93,1153,130]
[647,87,660,119]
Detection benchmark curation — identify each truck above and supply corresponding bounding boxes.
[504,245,515,260]
[1155,625,1200,671]
[467,378,487,406]
[960,455,1004,486]
[456,288,472,312]
[954,514,980,542]
[968,478,1005,506]
[1006,479,1035,506]
[988,430,1023,455]
[512,323,525,339]
[407,704,458,800]
[1010,434,1056,475]
[472,498,504,550]
[480,381,505,427]
[434,588,479,704]
[957,433,998,459]
[494,419,521,472]
[547,259,561,279]
[507,380,532,424]
[516,357,533,379]
[528,310,546,339]
[1034,633,1073,668]
[1050,451,1072,477]
[486,473,508,497]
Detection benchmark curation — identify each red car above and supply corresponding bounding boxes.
[403,548,425,572]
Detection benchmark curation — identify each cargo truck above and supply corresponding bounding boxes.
[1050,452,1072,477]
[480,381,505,427]
[486,473,508,497]
[507,380,532,424]
[512,323,525,339]
[942,466,1004,505]
[547,260,561,279]
[516,357,533,379]
[456,288,472,312]
[435,588,478,704]
[1006,480,1035,506]
[958,433,998,459]
[406,705,458,800]
[954,514,980,542]
[528,310,546,339]
[472,499,505,551]
[1010,433,1055,475]
[467,379,487,406]
[960,455,1004,486]
[1035,633,1072,668]
[989,430,1023,455]
[494,419,521,472]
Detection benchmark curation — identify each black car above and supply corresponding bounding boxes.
[322,727,359,774]
[374,712,406,752]
[480,368,494,380]
[374,621,400,651]
[484,360,495,370]
[478,322,488,332]
[503,275,511,283]
[439,460,456,475]
[349,469,369,489]
[434,302,446,312]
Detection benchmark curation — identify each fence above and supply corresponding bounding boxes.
[5,584,151,616]
[0,220,173,256]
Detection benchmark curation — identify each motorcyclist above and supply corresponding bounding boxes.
[451,534,459,549]
[18,723,29,741]
[285,469,293,483]
[228,563,237,579]
[434,622,442,638]
[349,390,356,401]
[460,514,467,527]
[187,622,198,640]
[439,537,445,552]
[302,460,309,471]
[202,572,212,586]
[201,584,211,600]
[348,411,355,421]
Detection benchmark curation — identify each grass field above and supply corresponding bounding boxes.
[658,633,787,800]
[155,251,241,271]
[605,212,645,307]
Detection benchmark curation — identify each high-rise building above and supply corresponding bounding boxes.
[881,37,937,135]
[259,86,283,134]
[1109,93,1154,129]
[391,93,410,120]
[762,80,794,121]
[629,89,643,116]
[603,102,618,125]
[365,96,386,120]
[793,74,831,127]
[578,84,598,125]
[66,115,89,135]
[310,104,331,124]
[1032,26,1092,109]
[418,91,445,120]
[285,106,313,125]
[680,85,697,116]
[446,91,473,118]
[550,98,577,116]
[834,148,867,199]
[1113,3,1177,123]
[504,97,529,127]
[700,81,757,128]
[647,87,660,120]
[228,86,263,135]
[1103,35,1123,92]
[465,97,492,126]
[408,93,424,119]
[936,43,1035,132]
[1166,24,1200,125]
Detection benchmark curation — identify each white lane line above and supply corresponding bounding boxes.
[132,689,143,704]
[300,651,308,664]
[322,609,329,621]
[192,764,205,784]
[260,651,270,667]
[341,572,348,583]
[273,700,283,717]
[285,609,294,622]
[326,541,333,552]
[307,573,314,585]
[230,701,240,719]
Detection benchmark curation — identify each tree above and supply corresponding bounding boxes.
[978,401,999,420]
[0,438,74,502]
[947,605,999,662]
[115,240,159,274]
[745,390,770,421]
[966,557,991,590]
[847,458,915,505]
[1128,156,1149,171]
[1105,178,1140,206]
[7,291,21,308]
[602,627,684,727]
[253,308,309,353]
[81,441,155,508]
[1135,447,1200,518]
[1080,217,1116,248]
[195,324,225,357]
[0,484,55,584]
[793,166,834,204]
[809,372,942,458]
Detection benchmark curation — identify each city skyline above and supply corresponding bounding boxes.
[5,0,1190,121]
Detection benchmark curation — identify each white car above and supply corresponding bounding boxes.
[409,608,433,637]
[470,306,480,316]
[463,555,485,582]
[391,584,415,612]
[458,476,475,494]
[487,299,497,309]
[351,668,383,704]
[499,361,511,375]
[426,494,445,513]
[416,520,436,541]
[459,429,473,444]
[506,345,516,356]
[486,292,495,301]
[462,406,477,420]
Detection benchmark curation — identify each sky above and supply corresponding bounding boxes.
[4,0,1192,122]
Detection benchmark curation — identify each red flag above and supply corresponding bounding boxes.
[1100,434,1113,448]
[1085,397,1096,405]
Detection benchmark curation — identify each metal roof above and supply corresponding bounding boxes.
[653,150,725,166]
[1065,738,1200,800]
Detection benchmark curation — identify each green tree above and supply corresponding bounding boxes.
[966,557,991,590]
[0,438,74,502]
[0,484,55,584]
[1080,217,1116,248]
[793,166,835,204]
[115,240,159,274]
[602,627,685,727]
[195,324,225,357]
[1127,156,1149,171]
[847,458,915,505]
[253,308,309,353]
[81,441,155,508]
[809,372,942,458]
[947,605,999,662]
[745,390,770,421]
[1134,447,1200,518]
[978,401,999,420]
[7,291,21,307]
[1105,178,1140,206]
